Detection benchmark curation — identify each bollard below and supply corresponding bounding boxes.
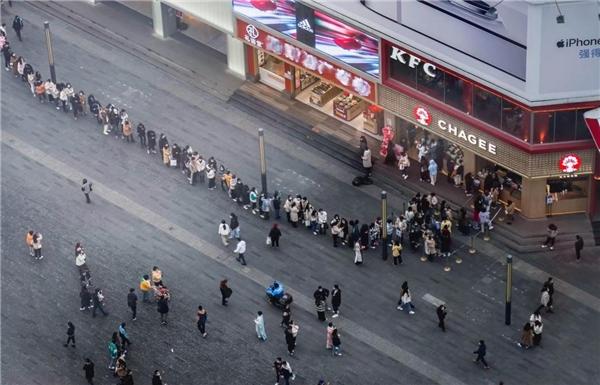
[468,235,476,254]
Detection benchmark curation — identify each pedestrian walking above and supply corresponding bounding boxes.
[229,213,240,240]
[436,304,447,332]
[268,223,282,247]
[220,279,232,306]
[543,277,554,310]
[541,224,558,250]
[529,308,543,326]
[127,288,138,320]
[353,241,363,265]
[152,370,163,385]
[540,286,553,314]
[575,235,584,260]
[32,232,43,260]
[64,321,76,347]
[254,311,267,341]
[472,340,490,369]
[518,322,533,349]
[273,357,283,385]
[396,281,415,314]
[12,15,23,41]
[83,358,94,385]
[197,305,208,337]
[361,148,372,176]
[25,230,34,257]
[81,178,93,204]
[92,288,108,317]
[284,324,296,356]
[428,159,438,186]
[157,292,169,325]
[331,328,342,356]
[107,339,118,370]
[532,320,543,346]
[80,285,92,311]
[326,322,335,350]
[119,322,131,350]
[218,220,230,246]
[281,361,295,385]
[391,240,403,265]
[331,284,341,318]
[140,275,152,303]
[234,238,247,265]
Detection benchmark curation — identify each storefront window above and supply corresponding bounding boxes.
[501,100,531,142]
[576,109,592,140]
[533,112,553,144]
[473,87,501,128]
[547,177,588,199]
[389,50,417,88]
[553,110,577,142]
[416,67,444,102]
[444,73,472,114]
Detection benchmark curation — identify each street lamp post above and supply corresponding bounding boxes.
[44,21,56,83]
[258,128,267,195]
[381,191,388,260]
[505,254,513,325]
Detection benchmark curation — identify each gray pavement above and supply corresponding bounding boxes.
[1,2,599,385]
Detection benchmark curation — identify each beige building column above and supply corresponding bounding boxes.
[152,0,178,39]
[520,177,547,219]
[226,34,245,79]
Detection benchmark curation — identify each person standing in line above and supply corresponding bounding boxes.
[272,191,282,220]
[234,238,247,266]
[331,285,341,318]
[136,123,146,148]
[25,230,34,257]
[220,279,232,306]
[268,224,282,247]
[428,158,438,186]
[197,305,208,338]
[518,322,533,349]
[532,321,543,346]
[218,220,230,246]
[64,321,75,347]
[472,340,490,369]
[436,304,447,332]
[254,311,267,341]
[331,328,342,356]
[541,224,558,250]
[391,240,403,265]
[140,275,152,303]
[83,358,94,385]
[273,357,283,385]
[80,285,92,311]
[12,15,23,41]
[147,129,157,154]
[92,288,108,317]
[229,213,240,240]
[396,281,415,314]
[152,370,163,385]
[280,361,294,385]
[326,322,335,350]
[127,288,138,320]
[119,322,131,350]
[207,166,216,190]
[32,232,43,260]
[316,299,326,322]
[157,292,169,325]
[81,179,93,204]
[575,235,584,261]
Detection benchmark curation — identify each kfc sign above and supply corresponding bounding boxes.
[237,19,375,101]
[390,45,437,78]
[559,154,582,173]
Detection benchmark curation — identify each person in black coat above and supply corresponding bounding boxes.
[331,284,341,317]
[575,235,584,260]
[284,325,295,355]
[436,304,447,332]
[473,340,489,369]
[1,42,12,70]
[272,191,281,220]
[158,134,168,153]
[64,321,75,347]
[146,130,157,154]
[152,370,163,385]
[12,15,24,41]
[268,224,282,247]
[82,358,94,385]
[136,123,146,148]
[219,279,232,306]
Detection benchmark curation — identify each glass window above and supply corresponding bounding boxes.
[388,48,417,88]
[533,112,554,144]
[416,66,444,101]
[501,100,531,142]
[444,73,472,114]
[553,110,577,142]
[547,177,588,199]
[473,87,501,128]
[576,109,592,140]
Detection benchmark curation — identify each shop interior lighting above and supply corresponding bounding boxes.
[555,0,565,23]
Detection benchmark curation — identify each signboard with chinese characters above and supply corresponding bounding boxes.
[237,18,376,102]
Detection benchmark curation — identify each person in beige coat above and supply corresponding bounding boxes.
[161,144,171,167]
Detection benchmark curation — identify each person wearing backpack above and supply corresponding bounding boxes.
[12,15,23,41]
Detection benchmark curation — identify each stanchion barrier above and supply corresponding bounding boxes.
[468,235,476,254]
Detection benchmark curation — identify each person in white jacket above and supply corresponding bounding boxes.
[217,220,230,246]
[234,239,247,265]
[316,209,327,235]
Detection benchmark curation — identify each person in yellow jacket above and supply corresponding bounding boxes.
[392,240,403,265]
[161,144,171,167]
[139,275,152,303]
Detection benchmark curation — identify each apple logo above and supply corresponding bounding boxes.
[556,39,565,48]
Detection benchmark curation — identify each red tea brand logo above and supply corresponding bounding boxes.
[390,46,437,77]
[559,154,582,173]
[297,18,314,33]
[413,106,432,126]
[244,24,263,49]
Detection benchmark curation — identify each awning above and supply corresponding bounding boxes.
[584,107,600,152]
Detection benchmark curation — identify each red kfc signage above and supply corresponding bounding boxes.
[236,19,375,102]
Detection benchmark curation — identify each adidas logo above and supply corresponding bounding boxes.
[297,19,314,33]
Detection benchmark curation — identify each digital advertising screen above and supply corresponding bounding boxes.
[233,0,297,38]
[314,11,380,77]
